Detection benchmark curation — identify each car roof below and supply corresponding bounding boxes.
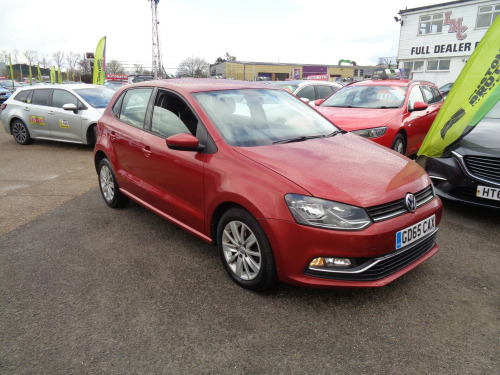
[129,78,280,94]
[349,79,438,88]
[14,83,104,91]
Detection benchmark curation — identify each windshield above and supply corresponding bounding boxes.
[321,85,408,109]
[193,89,338,147]
[74,87,114,108]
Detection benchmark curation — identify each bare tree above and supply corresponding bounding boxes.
[177,57,209,78]
[0,50,9,64]
[134,64,144,74]
[39,54,51,69]
[22,49,38,83]
[66,52,80,81]
[378,57,397,68]
[106,60,126,74]
[52,51,65,69]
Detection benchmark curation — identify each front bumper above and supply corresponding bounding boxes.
[425,153,500,209]
[259,196,442,288]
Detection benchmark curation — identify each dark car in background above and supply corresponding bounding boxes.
[0,87,10,103]
[439,82,454,99]
[0,80,22,93]
[424,101,500,209]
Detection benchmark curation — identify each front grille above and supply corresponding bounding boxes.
[366,185,435,222]
[463,156,500,184]
[305,232,437,282]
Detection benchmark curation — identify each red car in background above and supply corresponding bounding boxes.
[314,79,443,156]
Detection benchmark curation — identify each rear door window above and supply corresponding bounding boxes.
[31,89,52,106]
[316,85,334,99]
[296,85,316,101]
[118,88,153,129]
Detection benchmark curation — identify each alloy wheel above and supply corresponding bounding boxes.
[100,165,115,202]
[222,220,262,281]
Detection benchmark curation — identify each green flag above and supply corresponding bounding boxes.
[58,66,62,84]
[50,66,56,83]
[8,55,15,87]
[37,63,42,84]
[93,36,106,85]
[418,16,500,158]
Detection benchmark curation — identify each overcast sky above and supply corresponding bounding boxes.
[1,0,445,74]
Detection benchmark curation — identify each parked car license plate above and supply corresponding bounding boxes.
[476,185,500,201]
[396,215,435,250]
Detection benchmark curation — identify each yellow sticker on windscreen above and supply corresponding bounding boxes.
[59,119,69,128]
[29,116,46,126]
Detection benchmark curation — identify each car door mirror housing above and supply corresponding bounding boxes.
[411,101,428,112]
[314,99,325,106]
[166,133,203,151]
[62,103,78,114]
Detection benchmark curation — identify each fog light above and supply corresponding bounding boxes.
[325,258,351,267]
[309,257,352,268]
[309,257,326,267]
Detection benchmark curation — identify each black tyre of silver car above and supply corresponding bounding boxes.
[217,207,277,291]
[87,124,97,146]
[391,133,406,155]
[98,158,129,208]
[11,119,33,145]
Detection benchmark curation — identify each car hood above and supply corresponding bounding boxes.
[315,106,401,130]
[453,118,500,156]
[233,133,429,207]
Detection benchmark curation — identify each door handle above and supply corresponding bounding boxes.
[23,107,30,111]
[110,131,116,141]
[47,110,55,115]
[142,146,152,158]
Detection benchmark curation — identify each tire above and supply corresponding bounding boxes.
[391,133,406,155]
[87,124,97,146]
[11,119,33,145]
[98,158,129,208]
[217,208,277,291]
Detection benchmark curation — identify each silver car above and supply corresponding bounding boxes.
[1,84,114,145]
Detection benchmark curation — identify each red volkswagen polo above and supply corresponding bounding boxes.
[94,79,442,291]
[314,79,443,156]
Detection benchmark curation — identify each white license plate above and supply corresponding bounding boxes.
[476,185,500,202]
[396,215,435,250]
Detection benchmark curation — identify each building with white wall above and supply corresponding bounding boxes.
[397,0,499,87]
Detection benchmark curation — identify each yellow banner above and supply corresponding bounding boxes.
[93,36,106,85]
[418,15,500,158]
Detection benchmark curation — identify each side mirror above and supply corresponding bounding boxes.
[314,99,325,106]
[62,103,78,114]
[300,97,310,104]
[166,133,203,151]
[411,101,428,112]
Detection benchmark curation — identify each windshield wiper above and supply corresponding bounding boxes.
[273,131,344,144]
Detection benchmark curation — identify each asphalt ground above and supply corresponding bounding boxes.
[0,113,499,374]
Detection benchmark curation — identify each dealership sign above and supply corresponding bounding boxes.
[106,73,128,81]
[408,11,480,57]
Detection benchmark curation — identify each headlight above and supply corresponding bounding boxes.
[285,194,372,230]
[351,127,387,138]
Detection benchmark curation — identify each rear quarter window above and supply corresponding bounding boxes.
[14,90,33,103]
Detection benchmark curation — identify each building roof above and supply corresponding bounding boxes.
[399,0,479,14]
